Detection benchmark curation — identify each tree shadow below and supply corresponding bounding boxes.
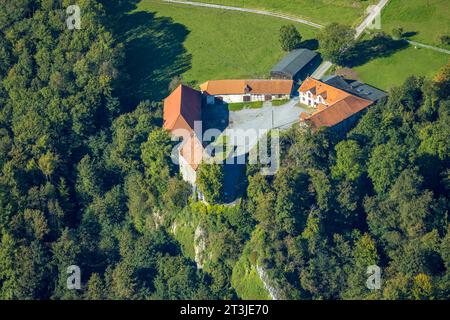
[300,39,319,51]
[100,0,192,109]
[403,31,418,38]
[343,33,409,68]
[222,154,247,203]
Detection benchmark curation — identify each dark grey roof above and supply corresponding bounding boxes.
[271,49,318,77]
[322,75,387,102]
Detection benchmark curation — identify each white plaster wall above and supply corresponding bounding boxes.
[299,91,326,107]
[219,94,246,103]
[214,94,291,104]
[179,152,197,186]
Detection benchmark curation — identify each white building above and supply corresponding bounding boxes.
[200,79,293,104]
[163,84,204,187]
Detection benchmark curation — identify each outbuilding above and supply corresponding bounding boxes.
[270,48,320,81]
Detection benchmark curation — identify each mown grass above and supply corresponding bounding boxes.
[189,0,378,25]
[135,0,319,85]
[271,98,290,106]
[227,100,263,111]
[380,0,450,48]
[353,44,449,91]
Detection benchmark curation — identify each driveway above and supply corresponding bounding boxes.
[225,99,305,155]
[203,99,305,202]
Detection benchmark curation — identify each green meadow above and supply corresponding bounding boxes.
[128,0,448,99]
[189,0,378,25]
[381,0,450,48]
[353,44,449,91]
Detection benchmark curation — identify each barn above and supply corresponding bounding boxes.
[270,48,320,81]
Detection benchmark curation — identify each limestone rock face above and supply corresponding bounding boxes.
[194,225,207,269]
[256,265,282,300]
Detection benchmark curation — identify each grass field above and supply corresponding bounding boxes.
[381,0,450,48]
[189,0,377,26]
[135,0,318,87]
[353,44,449,90]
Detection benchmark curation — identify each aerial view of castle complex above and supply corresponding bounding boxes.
[0,0,448,312]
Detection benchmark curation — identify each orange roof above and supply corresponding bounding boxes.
[304,95,373,129]
[300,112,309,121]
[317,103,327,112]
[298,77,350,105]
[180,134,204,171]
[200,79,293,95]
[163,85,202,133]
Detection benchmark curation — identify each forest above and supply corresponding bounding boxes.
[0,0,448,300]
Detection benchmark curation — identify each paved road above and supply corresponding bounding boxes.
[355,0,390,38]
[313,0,391,79]
[162,0,324,29]
[311,61,333,79]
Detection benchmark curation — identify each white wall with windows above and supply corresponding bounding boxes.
[205,93,290,104]
[299,90,328,108]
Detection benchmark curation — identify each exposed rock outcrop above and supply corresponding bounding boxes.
[194,225,207,269]
[256,265,282,300]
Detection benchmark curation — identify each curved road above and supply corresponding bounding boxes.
[162,0,324,29]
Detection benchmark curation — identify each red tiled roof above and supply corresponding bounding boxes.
[163,84,204,170]
[299,77,350,105]
[304,95,373,129]
[200,79,293,95]
[163,84,202,133]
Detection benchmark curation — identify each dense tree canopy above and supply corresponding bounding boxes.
[318,23,355,65]
[0,0,210,300]
[243,68,449,300]
[0,0,448,301]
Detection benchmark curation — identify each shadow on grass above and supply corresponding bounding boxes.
[100,0,192,109]
[403,31,418,38]
[300,39,319,51]
[343,33,409,68]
